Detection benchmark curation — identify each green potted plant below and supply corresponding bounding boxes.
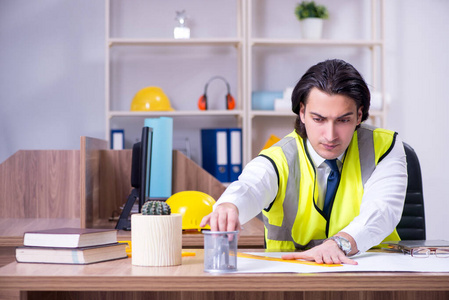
[131,200,182,266]
[295,1,329,39]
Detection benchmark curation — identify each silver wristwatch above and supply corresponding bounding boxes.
[328,236,351,256]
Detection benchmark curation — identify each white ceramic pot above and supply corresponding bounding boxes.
[301,18,323,40]
[131,213,182,266]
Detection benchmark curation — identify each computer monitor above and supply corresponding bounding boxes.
[138,126,153,210]
[115,126,153,230]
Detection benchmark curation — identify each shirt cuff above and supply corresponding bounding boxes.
[341,223,374,253]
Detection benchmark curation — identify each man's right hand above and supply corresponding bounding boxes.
[200,202,241,232]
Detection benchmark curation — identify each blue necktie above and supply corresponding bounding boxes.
[323,159,340,218]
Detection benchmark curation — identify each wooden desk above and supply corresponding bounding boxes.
[1,250,448,300]
[118,217,264,248]
[0,217,264,249]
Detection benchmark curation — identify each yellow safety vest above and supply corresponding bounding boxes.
[259,124,401,250]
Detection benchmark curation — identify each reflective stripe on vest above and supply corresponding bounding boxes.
[260,135,301,246]
[259,124,400,250]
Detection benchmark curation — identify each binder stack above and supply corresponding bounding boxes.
[201,128,242,183]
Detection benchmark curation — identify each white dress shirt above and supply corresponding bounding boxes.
[215,134,408,252]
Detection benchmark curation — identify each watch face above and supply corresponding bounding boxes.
[333,236,351,254]
[341,238,350,249]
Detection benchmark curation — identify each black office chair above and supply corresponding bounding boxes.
[396,142,426,240]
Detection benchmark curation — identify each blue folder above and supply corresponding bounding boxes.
[227,128,242,182]
[201,128,229,183]
[110,129,124,150]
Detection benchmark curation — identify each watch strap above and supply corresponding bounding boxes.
[327,236,351,256]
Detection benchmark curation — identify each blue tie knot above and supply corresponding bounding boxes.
[325,159,339,173]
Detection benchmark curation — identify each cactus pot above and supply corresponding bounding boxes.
[131,213,182,266]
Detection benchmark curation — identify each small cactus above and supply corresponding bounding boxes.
[141,200,171,215]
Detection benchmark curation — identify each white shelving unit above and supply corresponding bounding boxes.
[104,0,246,165]
[105,0,386,167]
[245,0,387,159]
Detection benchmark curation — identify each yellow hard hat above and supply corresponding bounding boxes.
[166,191,216,231]
[130,86,175,111]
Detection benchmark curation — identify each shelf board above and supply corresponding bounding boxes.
[108,38,243,47]
[250,38,383,47]
[108,110,244,118]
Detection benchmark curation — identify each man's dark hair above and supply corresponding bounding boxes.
[291,59,371,138]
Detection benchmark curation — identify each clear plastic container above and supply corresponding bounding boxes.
[203,230,238,273]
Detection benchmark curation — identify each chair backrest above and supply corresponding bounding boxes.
[396,142,426,240]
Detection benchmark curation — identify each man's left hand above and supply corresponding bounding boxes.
[281,240,358,265]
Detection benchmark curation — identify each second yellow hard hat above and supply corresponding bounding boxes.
[166,191,216,231]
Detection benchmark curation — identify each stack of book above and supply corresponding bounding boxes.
[16,227,128,264]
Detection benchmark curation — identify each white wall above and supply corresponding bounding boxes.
[385,0,449,240]
[0,0,105,158]
[0,0,448,240]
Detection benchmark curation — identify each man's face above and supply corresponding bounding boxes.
[300,88,363,160]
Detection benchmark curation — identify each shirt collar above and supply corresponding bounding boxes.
[306,139,345,168]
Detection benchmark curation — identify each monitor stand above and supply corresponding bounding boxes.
[115,188,139,231]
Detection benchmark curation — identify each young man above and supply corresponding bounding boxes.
[200,59,407,265]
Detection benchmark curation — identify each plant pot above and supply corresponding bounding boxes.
[131,213,182,266]
[301,18,323,40]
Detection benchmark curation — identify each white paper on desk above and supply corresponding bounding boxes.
[236,252,449,273]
